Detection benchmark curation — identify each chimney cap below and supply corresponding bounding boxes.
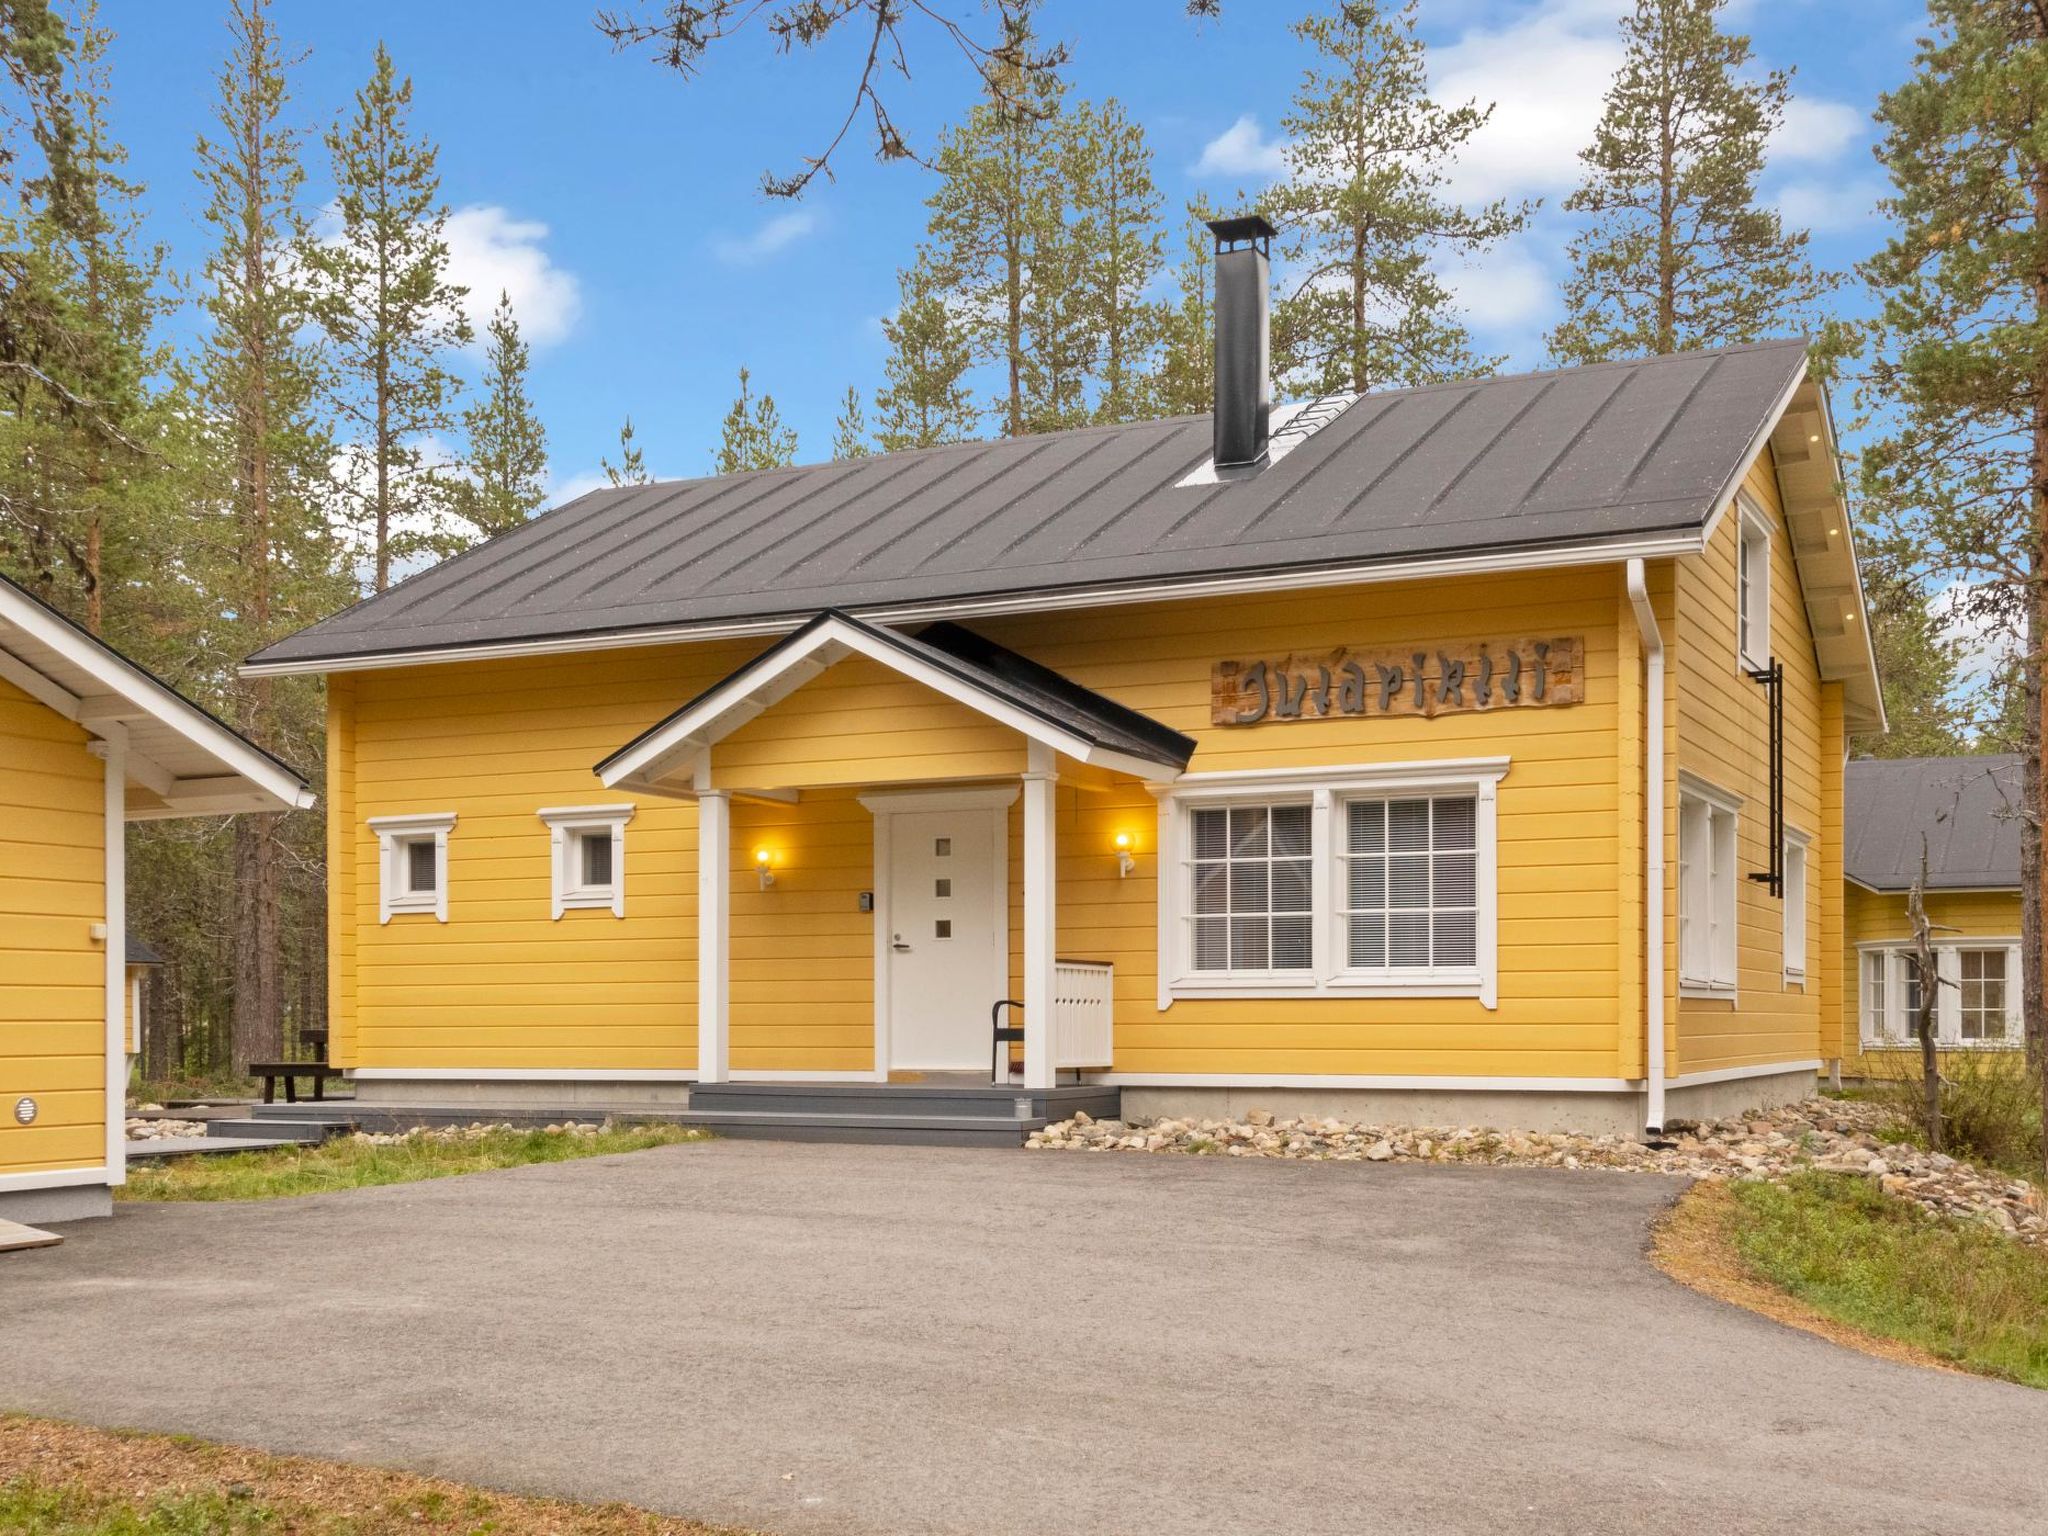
[1207,214,1277,251]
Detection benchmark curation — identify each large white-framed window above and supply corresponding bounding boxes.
[1678,774,1739,999]
[369,812,456,924]
[1859,941,2022,1049]
[1737,497,1771,672]
[538,804,635,919]
[1157,758,1504,1007]
[1781,831,1809,986]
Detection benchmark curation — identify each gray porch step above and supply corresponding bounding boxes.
[128,1134,318,1160]
[207,1115,348,1143]
[671,1108,1054,1147]
[689,1081,1120,1122]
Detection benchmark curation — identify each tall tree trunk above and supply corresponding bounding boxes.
[230,813,281,1070]
[2029,145,2048,1176]
[84,514,101,634]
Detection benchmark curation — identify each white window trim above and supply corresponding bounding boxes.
[1781,828,1810,988]
[1736,496,1771,674]
[538,803,636,919]
[369,812,456,924]
[1153,758,1505,1009]
[1857,937,2024,1050]
[1677,772,1741,1002]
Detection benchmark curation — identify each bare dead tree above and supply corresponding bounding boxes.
[1906,836,1959,1153]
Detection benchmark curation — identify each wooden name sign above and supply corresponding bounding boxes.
[1213,637,1584,726]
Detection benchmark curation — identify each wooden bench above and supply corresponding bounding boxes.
[248,1028,342,1103]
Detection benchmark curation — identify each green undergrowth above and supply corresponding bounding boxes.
[117,1123,707,1202]
[1724,1172,2048,1388]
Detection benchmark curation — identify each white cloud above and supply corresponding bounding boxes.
[1771,97,1866,166]
[548,467,617,506]
[1776,175,1886,234]
[442,205,583,349]
[1934,581,2020,686]
[1438,236,1556,335]
[1429,0,1625,206]
[712,209,822,264]
[1195,113,1290,178]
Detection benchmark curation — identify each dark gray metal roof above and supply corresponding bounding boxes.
[596,611,1196,778]
[1844,756,2023,891]
[126,935,164,966]
[250,339,1809,669]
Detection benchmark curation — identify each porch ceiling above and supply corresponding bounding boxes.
[595,609,1194,798]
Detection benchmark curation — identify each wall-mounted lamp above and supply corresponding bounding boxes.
[754,847,776,890]
[1114,830,1137,879]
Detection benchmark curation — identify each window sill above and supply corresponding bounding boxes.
[1680,982,1738,1004]
[1171,973,1485,1001]
[558,892,621,915]
[381,901,443,924]
[1783,970,1807,991]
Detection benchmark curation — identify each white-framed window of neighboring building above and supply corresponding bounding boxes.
[1781,831,1810,987]
[369,812,456,923]
[1156,759,1504,1007]
[1860,940,2022,1048]
[1737,497,1771,672]
[538,804,635,918]
[1678,774,1740,999]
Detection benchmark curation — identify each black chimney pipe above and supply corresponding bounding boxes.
[1207,214,1276,469]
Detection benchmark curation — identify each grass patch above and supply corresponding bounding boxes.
[1658,1173,2048,1387]
[118,1123,707,1203]
[0,1415,753,1536]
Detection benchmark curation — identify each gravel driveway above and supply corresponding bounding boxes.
[1,1141,2043,1535]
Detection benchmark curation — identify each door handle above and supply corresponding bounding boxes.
[891,934,912,952]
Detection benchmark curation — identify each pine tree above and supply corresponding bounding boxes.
[454,291,548,537]
[1069,97,1164,425]
[874,259,979,451]
[1851,533,1969,759]
[1264,0,1531,395]
[712,366,798,474]
[1858,0,2048,1160]
[1550,0,1835,363]
[193,0,348,1073]
[831,386,869,460]
[924,47,1069,436]
[1144,206,1217,417]
[304,41,470,592]
[602,414,649,486]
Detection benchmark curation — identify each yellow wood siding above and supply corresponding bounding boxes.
[1840,883,2023,1077]
[1671,452,1832,1075]
[0,675,107,1176]
[330,443,1835,1088]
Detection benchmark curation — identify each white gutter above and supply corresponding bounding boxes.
[1627,559,1667,1135]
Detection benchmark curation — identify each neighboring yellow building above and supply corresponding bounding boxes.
[247,231,1881,1139]
[0,576,312,1224]
[1839,755,2024,1079]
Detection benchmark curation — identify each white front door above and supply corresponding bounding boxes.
[884,807,1003,1071]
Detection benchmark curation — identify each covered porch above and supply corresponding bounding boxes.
[595,611,1195,1092]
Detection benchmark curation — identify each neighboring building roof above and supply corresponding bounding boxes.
[126,936,164,967]
[1844,755,2023,892]
[251,339,1816,671]
[0,573,315,819]
[598,611,1196,796]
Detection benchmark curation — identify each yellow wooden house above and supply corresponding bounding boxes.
[1839,755,2024,1078]
[247,223,1882,1141]
[1,576,312,1224]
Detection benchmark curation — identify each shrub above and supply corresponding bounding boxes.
[1861,1050,2043,1177]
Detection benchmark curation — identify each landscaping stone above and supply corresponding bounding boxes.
[125,1117,206,1141]
[350,1121,602,1147]
[1028,1098,2048,1249]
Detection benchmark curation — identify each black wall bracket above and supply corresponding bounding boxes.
[1747,658,1784,897]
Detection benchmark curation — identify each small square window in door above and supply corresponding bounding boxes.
[934,838,952,856]
[935,878,951,897]
[935,920,952,939]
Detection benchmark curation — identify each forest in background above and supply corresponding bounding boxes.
[0,0,2023,1085]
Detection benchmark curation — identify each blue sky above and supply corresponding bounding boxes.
[103,0,1922,501]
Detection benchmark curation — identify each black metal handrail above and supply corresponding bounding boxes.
[990,998,1024,1083]
[1747,657,1784,897]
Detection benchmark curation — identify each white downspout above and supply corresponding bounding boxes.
[1627,560,1666,1135]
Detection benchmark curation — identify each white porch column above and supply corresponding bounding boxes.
[1022,741,1058,1091]
[696,790,731,1084]
[91,728,127,1185]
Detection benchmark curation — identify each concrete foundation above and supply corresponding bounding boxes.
[1118,1065,1822,1141]
[0,1182,111,1224]
[352,1077,692,1110]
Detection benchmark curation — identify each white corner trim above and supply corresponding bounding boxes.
[0,1165,112,1193]
[368,812,456,924]
[538,803,636,919]
[348,1068,696,1082]
[101,725,126,1185]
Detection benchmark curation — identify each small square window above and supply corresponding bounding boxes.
[370,813,455,923]
[539,805,634,919]
[934,878,951,897]
[403,837,438,895]
[935,919,952,939]
[934,838,952,857]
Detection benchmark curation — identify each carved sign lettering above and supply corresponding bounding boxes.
[1212,636,1585,726]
